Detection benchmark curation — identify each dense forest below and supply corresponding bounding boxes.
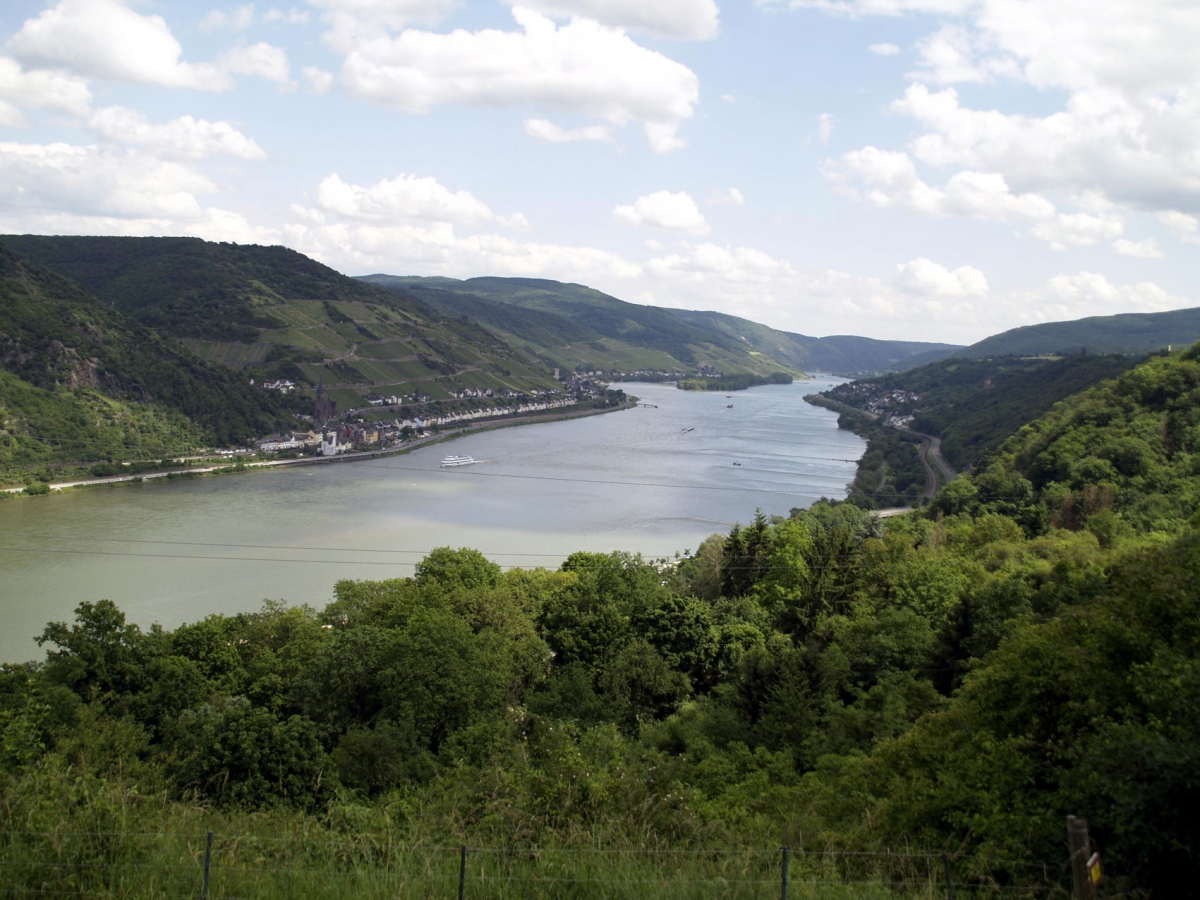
[4,347,1200,897]
[676,372,794,391]
[365,274,956,377]
[818,355,1139,471]
[960,306,1200,358]
[0,243,291,475]
[0,235,396,342]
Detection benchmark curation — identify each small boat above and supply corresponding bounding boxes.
[732,461,742,466]
[726,404,734,408]
[440,454,476,467]
[681,426,695,433]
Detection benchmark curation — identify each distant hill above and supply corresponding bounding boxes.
[0,241,291,475]
[666,308,959,374]
[364,275,959,376]
[958,306,1200,358]
[818,354,1141,473]
[0,236,559,411]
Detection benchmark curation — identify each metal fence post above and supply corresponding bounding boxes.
[1067,816,1093,900]
[780,846,790,900]
[458,844,467,900]
[943,851,953,900]
[201,831,213,900]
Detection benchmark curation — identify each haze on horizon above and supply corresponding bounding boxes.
[1,0,1197,345]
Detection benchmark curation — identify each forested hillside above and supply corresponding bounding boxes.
[1,236,560,411]
[4,348,1199,896]
[819,354,1139,469]
[958,305,1200,357]
[365,274,958,376]
[669,308,959,374]
[0,243,290,475]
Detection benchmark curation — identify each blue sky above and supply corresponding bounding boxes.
[2,0,1198,343]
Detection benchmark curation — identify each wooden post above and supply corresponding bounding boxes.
[780,846,790,900]
[458,844,467,900]
[201,831,213,900]
[1067,816,1093,900]
[942,851,954,900]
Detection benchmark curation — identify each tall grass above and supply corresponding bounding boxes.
[2,824,1055,900]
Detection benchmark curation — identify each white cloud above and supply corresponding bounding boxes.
[263,7,311,24]
[818,112,834,142]
[315,172,528,229]
[869,42,900,55]
[202,4,310,30]
[86,106,267,160]
[791,1,1200,216]
[1030,272,1180,319]
[829,147,1126,247]
[1112,238,1164,259]
[201,4,257,32]
[892,83,1200,212]
[303,66,335,93]
[9,0,231,90]
[896,257,987,297]
[335,8,699,153]
[1158,210,1197,233]
[523,118,615,144]
[0,57,92,125]
[613,190,709,235]
[286,217,642,284]
[1029,212,1123,250]
[512,0,720,40]
[707,187,745,206]
[218,42,294,88]
[308,0,464,51]
[0,141,214,222]
[185,208,282,243]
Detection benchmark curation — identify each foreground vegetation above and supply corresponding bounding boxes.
[6,347,1200,897]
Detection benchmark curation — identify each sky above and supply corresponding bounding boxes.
[1,0,1198,344]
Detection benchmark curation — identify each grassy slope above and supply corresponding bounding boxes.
[958,305,1200,357]
[0,242,290,473]
[1,236,560,406]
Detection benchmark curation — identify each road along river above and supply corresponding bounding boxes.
[0,378,864,662]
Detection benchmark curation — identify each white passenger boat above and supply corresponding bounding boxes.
[440,454,476,467]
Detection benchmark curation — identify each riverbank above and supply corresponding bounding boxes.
[1,397,638,497]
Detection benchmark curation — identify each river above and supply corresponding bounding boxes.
[0,379,864,663]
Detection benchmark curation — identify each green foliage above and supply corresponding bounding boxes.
[0,243,290,472]
[677,372,794,391]
[10,349,1200,895]
[0,236,562,411]
[368,274,951,377]
[963,306,1200,357]
[819,354,1137,470]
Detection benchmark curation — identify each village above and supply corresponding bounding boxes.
[833,382,922,429]
[251,372,617,457]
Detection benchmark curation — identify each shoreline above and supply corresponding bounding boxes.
[2,397,638,497]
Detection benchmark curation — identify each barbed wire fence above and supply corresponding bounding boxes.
[0,830,1069,900]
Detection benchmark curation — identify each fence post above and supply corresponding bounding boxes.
[780,846,790,900]
[458,844,467,900]
[942,851,953,900]
[1067,816,1093,900]
[201,831,213,900]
